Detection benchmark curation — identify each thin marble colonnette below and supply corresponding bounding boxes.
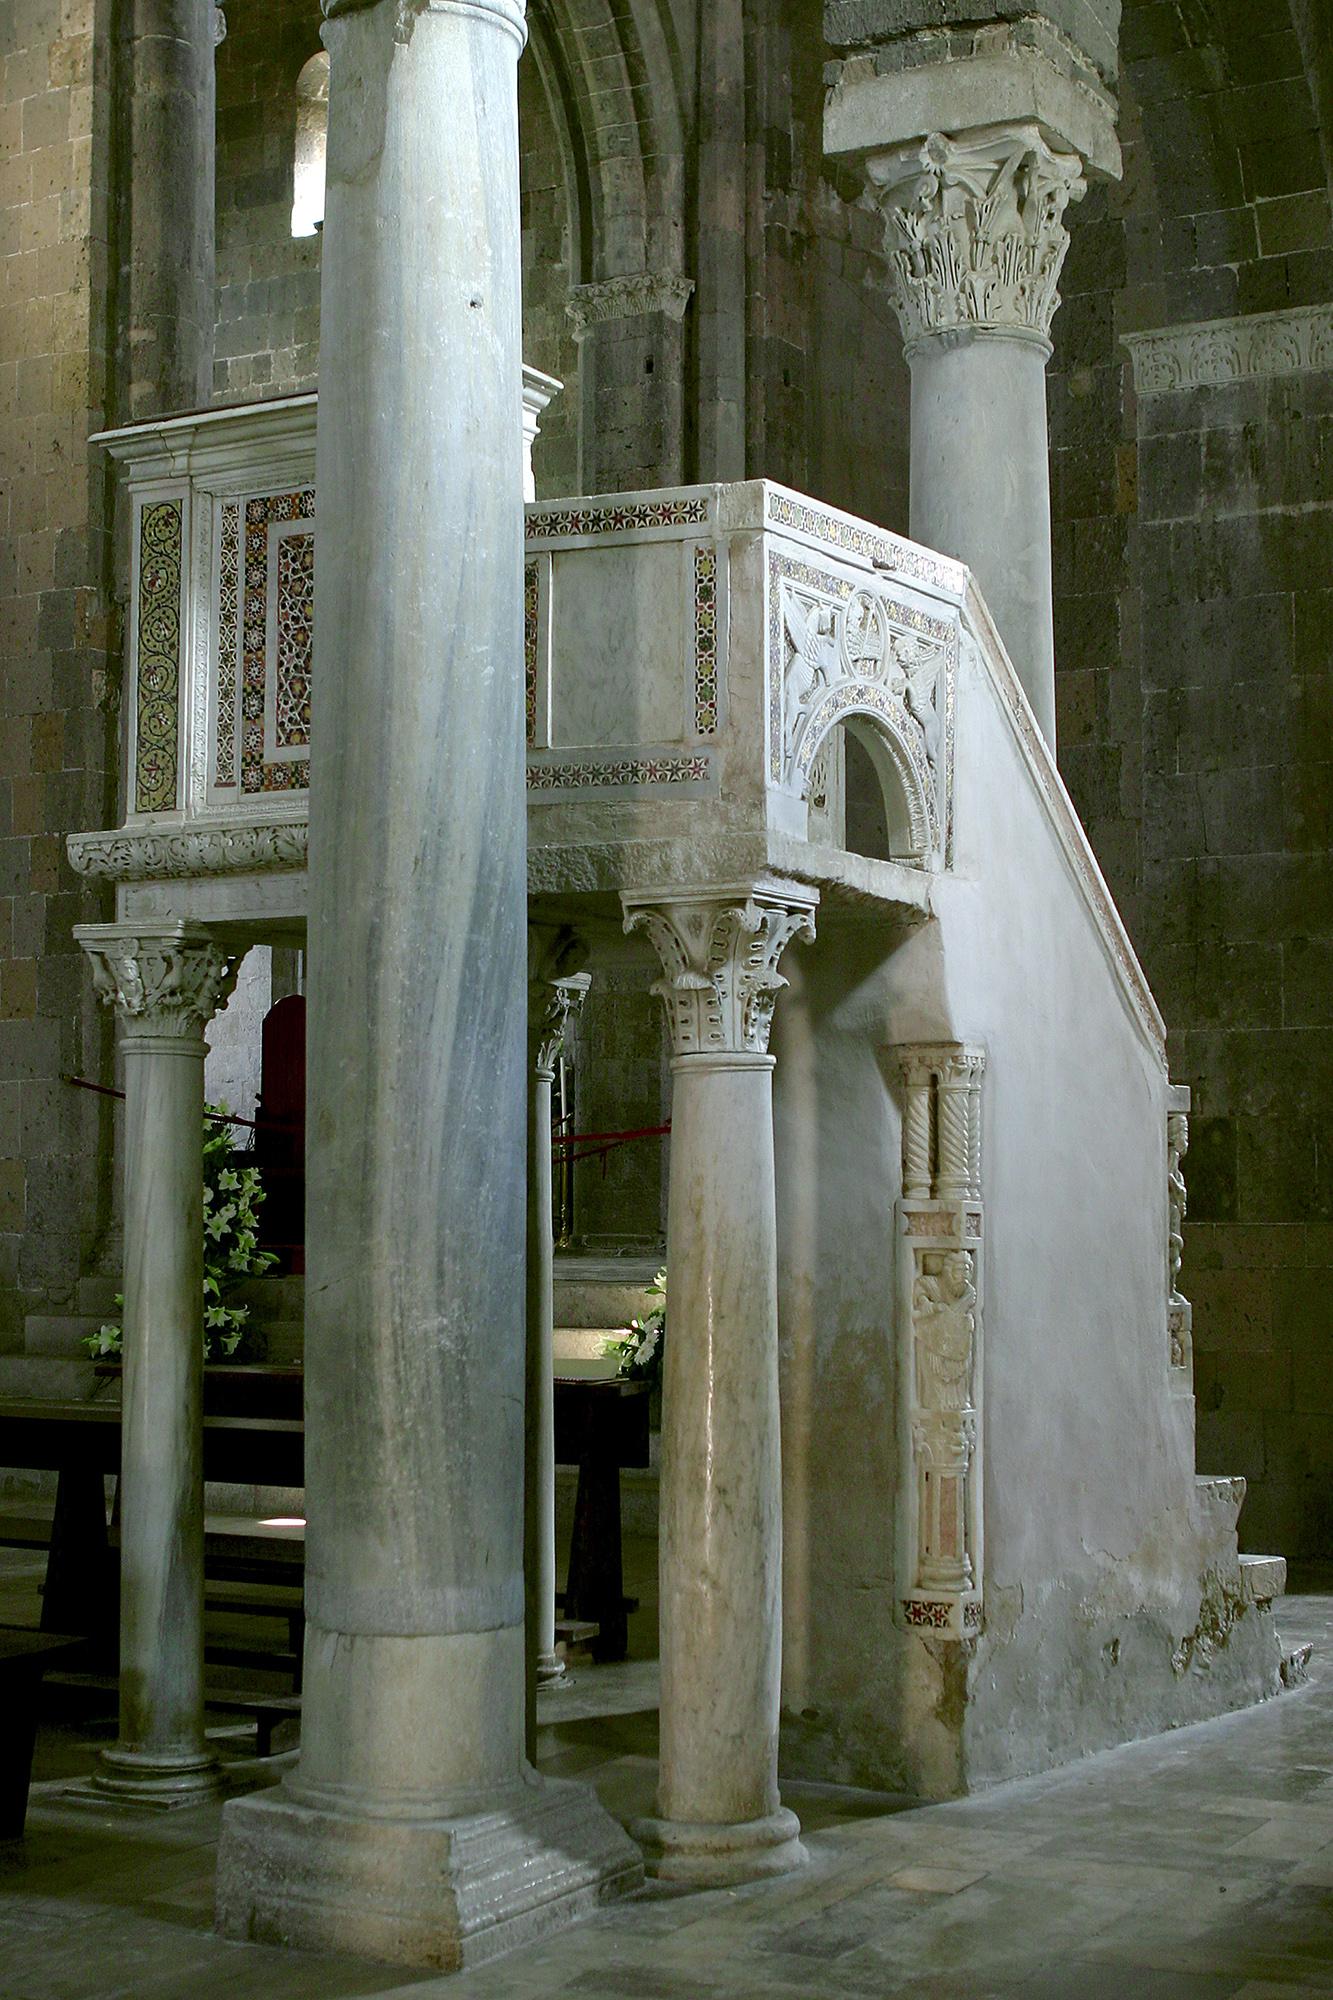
[623,882,816,1886]
[74,922,240,1806]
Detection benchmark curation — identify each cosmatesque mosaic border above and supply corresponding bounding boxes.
[135,500,184,813]
[693,543,719,734]
[526,752,713,792]
[524,558,540,745]
[214,500,241,788]
[526,496,710,540]
[766,491,963,595]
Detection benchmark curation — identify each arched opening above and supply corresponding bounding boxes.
[805,715,926,865]
[290,51,329,240]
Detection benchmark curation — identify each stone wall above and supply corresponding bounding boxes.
[0,0,118,1347]
[1050,0,1333,1558]
[213,0,323,403]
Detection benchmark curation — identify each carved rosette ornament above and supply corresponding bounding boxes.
[75,924,240,1042]
[866,123,1086,353]
[896,1042,986,1638]
[623,887,816,1061]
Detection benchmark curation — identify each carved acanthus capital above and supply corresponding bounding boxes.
[624,887,816,1060]
[531,974,590,1079]
[566,272,696,338]
[323,0,527,46]
[865,123,1085,352]
[75,924,240,1041]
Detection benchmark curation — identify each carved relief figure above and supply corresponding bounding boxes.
[781,588,839,749]
[913,1247,976,1411]
[1167,1109,1188,1303]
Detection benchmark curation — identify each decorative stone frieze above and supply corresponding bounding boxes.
[76,924,239,1040]
[1167,1082,1192,1376]
[624,888,817,1060]
[1124,305,1333,396]
[67,821,309,884]
[865,123,1085,351]
[566,273,696,337]
[897,1042,986,1638]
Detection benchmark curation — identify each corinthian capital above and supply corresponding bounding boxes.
[623,885,816,1061]
[865,123,1085,351]
[75,923,239,1041]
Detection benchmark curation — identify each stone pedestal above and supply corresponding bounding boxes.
[623,885,815,1887]
[526,935,589,1747]
[862,125,1085,749]
[75,922,239,1806]
[215,0,640,1969]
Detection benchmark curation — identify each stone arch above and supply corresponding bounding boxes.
[794,696,939,865]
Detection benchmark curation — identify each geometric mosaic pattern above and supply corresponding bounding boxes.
[692,543,718,734]
[274,531,314,748]
[135,499,183,813]
[524,558,539,746]
[239,489,314,794]
[214,501,240,787]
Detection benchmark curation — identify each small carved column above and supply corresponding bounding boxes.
[896,1043,986,1639]
[623,882,816,1886]
[864,126,1085,748]
[74,921,239,1804]
[526,931,590,1747]
[1167,1083,1192,1378]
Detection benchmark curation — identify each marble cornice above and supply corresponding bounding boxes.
[67,819,309,883]
[1123,305,1333,395]
[566,273,696,336]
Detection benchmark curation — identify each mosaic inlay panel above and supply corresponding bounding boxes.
[767,491,962,594]
[240,489,314,794]
[274,531,314,748]
[524,558,539,746]
[692,543,718,734]
[135,499,183,813]
[527,496,710,539]
[214,501,240,787]
[526,753,711,790]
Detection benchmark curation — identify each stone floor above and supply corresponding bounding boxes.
[2,1553,1332,1998]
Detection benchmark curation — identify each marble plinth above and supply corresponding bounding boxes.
[216,1774,643,1971]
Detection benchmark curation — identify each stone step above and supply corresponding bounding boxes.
[0,1355,103,1401]
[231,1275,306,1322]
[76,1274,122,1317]
[1239,1554,1286,1605]
[23,1314,107,1358]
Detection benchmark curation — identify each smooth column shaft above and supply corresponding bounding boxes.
[295,0,528,1813]
[124,0,217,415]
[909,331,1056,745]
[113,1035,212,1786]
[658,1055,783,1825]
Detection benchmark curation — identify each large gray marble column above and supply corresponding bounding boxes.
[526,934,589,1751]
[623,885,815,1887]
[863,125,1085,749]
[215,0,639,1969]
[123,0,221,417]
[74,922,238,1805]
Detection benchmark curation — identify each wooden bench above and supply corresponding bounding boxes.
[0,1628,87,1837]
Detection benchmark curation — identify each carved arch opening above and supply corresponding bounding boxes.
[800,707,935,867]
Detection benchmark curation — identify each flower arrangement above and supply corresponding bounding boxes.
[602,1268,666,1385]
[85,1105,279,1364]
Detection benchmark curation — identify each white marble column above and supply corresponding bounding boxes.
[623,884,816,1887]
[864,125,1085,749]
[526,934,589,1742]
[216,0,639,1969]
[74,922,239,1805]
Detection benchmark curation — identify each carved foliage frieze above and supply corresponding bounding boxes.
[897,1042,986,1638]
[866,124,1085,349]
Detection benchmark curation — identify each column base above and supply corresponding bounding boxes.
[215,1771,644,1971]
[631,1806,808,1888]
[536,1652,568,1688]
[66,1744,223,1812]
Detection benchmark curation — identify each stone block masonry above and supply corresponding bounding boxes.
[0,0,119,1350]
